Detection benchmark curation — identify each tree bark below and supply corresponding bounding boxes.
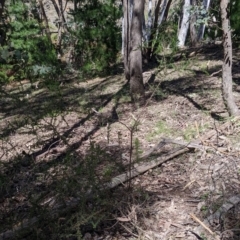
[162,0,173,22]
[123,0,131,81]
[50,0,60,18]
[197,0,211,41]
[38,0,52,42]
[189,0,198,46]
[146,0,153,43]
[177,0,191,48]
[157,0,168,26]
[129,0,145,105]
[220,0,240,116]
[146,0,162,59]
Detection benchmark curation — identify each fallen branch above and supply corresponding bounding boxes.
[194,194,240,238]
[190,213,214,235]
[105,146,189,189]
[1,117,239,239]
[139,137,207,161]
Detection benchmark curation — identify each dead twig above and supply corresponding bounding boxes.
[2,118,239,239]
[190,213,214,235]
[210,69,222,77]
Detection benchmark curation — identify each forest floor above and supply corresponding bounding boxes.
[1,45,240,240]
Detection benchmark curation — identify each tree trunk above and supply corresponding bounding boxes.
[123,0,131,81]
[146,0,153,43]
[177,0,190,48]
[38,0,52,42]
[129,0,145,105]
[220,0,240,116]
[50,0,60,17]
[197,0,211,41]
[146,0,162,59]
[189,0,198,46]
[121,11,125,57]
[162,0,173,22]
[157,0,168,26]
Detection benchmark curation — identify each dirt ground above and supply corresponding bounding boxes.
[0,45,240,240]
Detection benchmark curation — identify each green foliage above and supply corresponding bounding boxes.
[230,0,240,41]
[68,0,121,76]
[7,1,57,64]
[0,71,8,84]
[153,22,178,56]
[189,5,210,27]
[208,0,240,41]
[0,0,58,82]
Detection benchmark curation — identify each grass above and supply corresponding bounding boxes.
[147,120,174,140]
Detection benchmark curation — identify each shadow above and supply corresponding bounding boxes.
[233,61,240,89]
[147,65,229,121]
[1,43,240,239]
[0,74,126,140]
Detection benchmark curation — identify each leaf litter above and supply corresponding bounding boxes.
[0,47,240,239]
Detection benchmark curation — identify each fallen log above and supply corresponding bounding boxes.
[1,117,239,239]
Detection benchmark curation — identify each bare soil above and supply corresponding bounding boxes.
[1,45,240,240]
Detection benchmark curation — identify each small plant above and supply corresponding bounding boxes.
[134,138,143,163]
[200,205,208,212]
[201,192,209,200]
[118,115,142,190]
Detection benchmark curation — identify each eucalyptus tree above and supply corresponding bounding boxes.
[220,0,240,116]
[197,0,211,41]
[177,0,190,47]
[123,0,145,105]
[144,0,173,59]
[189,0,198,46]
[130,0,145,104]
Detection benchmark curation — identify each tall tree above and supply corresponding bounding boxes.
[178,0,191,47]
[162,0,173,22]
[38,0,51,42]
[129,0,145,105]
[189,0,198,46]
[157,0,168,26]
[220,0,240,116]
[146,0,162,59]
[197,0,211,41]
[123,0,132,81]
[146,0,153,42]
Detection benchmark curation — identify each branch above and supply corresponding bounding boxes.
[1,117,239,239]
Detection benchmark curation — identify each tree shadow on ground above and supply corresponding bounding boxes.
[145,62,240,121]
[0,74,126,140]
[1,44,240,239]
[0,112,129,239]
[0,69,139,239]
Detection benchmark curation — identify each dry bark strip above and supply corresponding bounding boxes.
[1,117,239,239]
[104,145,189,189]
[193,194,240,239]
